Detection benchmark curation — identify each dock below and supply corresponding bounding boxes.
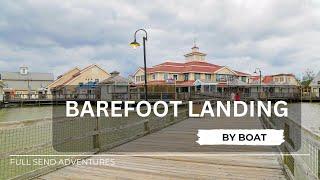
[38,115,287,179]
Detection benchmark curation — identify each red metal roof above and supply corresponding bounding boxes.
[144,61,249,75]
[272,73,295,77]
[250,76,260,81]
[262,76,273,84]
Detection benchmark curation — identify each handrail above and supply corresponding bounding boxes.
[5,92,317,102]
[260,106,320,180]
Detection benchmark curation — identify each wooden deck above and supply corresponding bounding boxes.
[38,115,287,179]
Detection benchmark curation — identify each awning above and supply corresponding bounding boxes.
[193,79,218,86]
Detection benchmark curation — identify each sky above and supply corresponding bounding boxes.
[0,0,319,78]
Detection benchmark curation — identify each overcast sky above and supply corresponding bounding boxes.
[0,0,319,78]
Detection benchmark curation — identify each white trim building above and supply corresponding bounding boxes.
[310,71,320,97]
[0,80,4,102]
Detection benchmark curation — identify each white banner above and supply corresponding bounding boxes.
[197,129,284,146]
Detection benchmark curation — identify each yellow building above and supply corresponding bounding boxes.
[249,73,300,97]
[49,64,110,97]
[47,67,81,90]
[132,45,250,93]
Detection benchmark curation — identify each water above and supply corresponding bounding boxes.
[0,106,52,122]
[300,102,320,135]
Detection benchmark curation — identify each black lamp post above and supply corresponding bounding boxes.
[130,29,148,101]
[254,68,262,98]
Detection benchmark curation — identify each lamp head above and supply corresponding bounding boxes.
[130,40,140,49]
[254,70,257,74]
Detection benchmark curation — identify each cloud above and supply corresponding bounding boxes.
[0,0,319,78]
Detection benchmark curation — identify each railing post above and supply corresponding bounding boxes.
[93,117,100,152]
[170,114,174,124]
[144,120,150,135]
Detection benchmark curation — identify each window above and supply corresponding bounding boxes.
[227,75,234,82]
[241,76,246,82]
[216,74,225,81]
[318,81,320,85]
[216,74,221,81]
[141,75,145,81]
[164,73,168,80]
[194,73,200,80]
[136,76,141,82]
[173,74,178,80]
[205,74,211,80]
[280,77,284,82]
[216,74,234,82]
[184,73,189,81]
[152,74,156,80]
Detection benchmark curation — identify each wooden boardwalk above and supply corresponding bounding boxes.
[38,115,287,179]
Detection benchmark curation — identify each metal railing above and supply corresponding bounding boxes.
[197,92,302,101]
[260,108,320,180]
[301,92,320,101]
[110,92,177,101]
[4,92,179,102]
[4,91,309,103]
[0,104,189,179]
[4,94,52,101]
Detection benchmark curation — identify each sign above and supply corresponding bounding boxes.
[166,78,175,84]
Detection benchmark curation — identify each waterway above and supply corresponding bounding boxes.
[297,102,320,135]
[0,106,52,122]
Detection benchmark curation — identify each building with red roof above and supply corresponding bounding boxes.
[132,45,251,93]
[131,44,300,97]
[249,73,300,97]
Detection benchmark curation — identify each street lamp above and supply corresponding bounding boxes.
[254,68,262,98]
[130,29,148,101]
